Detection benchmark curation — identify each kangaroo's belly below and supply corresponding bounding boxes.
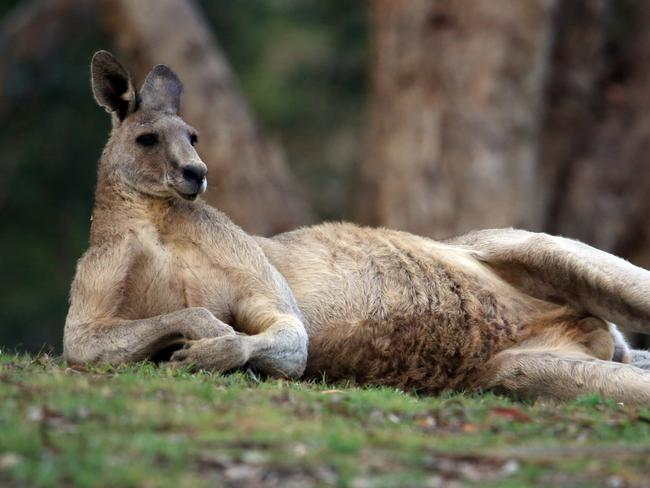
[262,222,536,331]
[261,223,546,391]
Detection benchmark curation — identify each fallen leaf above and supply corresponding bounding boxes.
[490,407,532,422]
[462,423,478,433]
[416,415,437,430]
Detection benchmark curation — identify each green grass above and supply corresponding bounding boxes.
[1,352,650,487]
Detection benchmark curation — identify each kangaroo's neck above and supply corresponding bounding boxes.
[89,161,238,246]
[90,176,178,245]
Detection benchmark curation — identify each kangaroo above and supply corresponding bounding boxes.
[64,51,650,404]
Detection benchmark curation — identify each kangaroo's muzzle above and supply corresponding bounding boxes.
[176,163,207,200]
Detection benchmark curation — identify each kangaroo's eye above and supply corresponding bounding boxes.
[136,133,159,146]
[189,133,198,146]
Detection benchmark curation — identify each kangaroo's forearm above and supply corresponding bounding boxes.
[245,316,309,377]
[63,307,231,365]
[168,311,309,378]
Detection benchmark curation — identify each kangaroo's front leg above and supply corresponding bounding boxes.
[64,239,237,366]
[169,269,308,378]
[64,307,236,365]
[168,313,307,377]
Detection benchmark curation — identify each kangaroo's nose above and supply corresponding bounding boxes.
[182,164,207,184]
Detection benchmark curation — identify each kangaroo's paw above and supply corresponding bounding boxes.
[630,349,650,370]
[168,335,251,372]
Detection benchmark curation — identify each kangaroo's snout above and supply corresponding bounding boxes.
[182,164,207,186]
[175,162,207,200]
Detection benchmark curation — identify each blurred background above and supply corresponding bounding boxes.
[1,0,649,352]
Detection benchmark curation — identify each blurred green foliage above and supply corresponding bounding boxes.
[0,1,367,351]
[0,3,113,352]
[202,0,367,219]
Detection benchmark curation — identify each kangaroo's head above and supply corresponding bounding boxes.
[91,51,207,201]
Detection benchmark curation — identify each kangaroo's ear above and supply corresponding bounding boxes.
[90,50,137,120]
[139,65,183,115]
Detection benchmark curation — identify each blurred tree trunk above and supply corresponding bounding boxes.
[538,0,608,231]
[549,1,650,268]
[101,0,312,235]
[356,0,557,239]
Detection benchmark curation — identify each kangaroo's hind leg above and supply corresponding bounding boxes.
[473,347,650,404]
[447,228,650,334]
[470,313,650,404]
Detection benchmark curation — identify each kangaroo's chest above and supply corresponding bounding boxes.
[119,230,233,323]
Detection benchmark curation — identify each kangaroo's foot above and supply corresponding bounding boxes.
[169,334,251,373]
[631,349,650,370]
[473,347,650,404]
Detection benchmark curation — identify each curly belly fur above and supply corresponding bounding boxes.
[303,274,538,393]
[264,223,576,392]
[304,306,605,393]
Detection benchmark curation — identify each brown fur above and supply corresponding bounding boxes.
[64,52,650,404]
[305,309,615,393]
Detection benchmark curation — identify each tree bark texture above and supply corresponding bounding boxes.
[550,1,650,268]
[102,0,312,236]
[356,0,557,239]
[538,0,608,231]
